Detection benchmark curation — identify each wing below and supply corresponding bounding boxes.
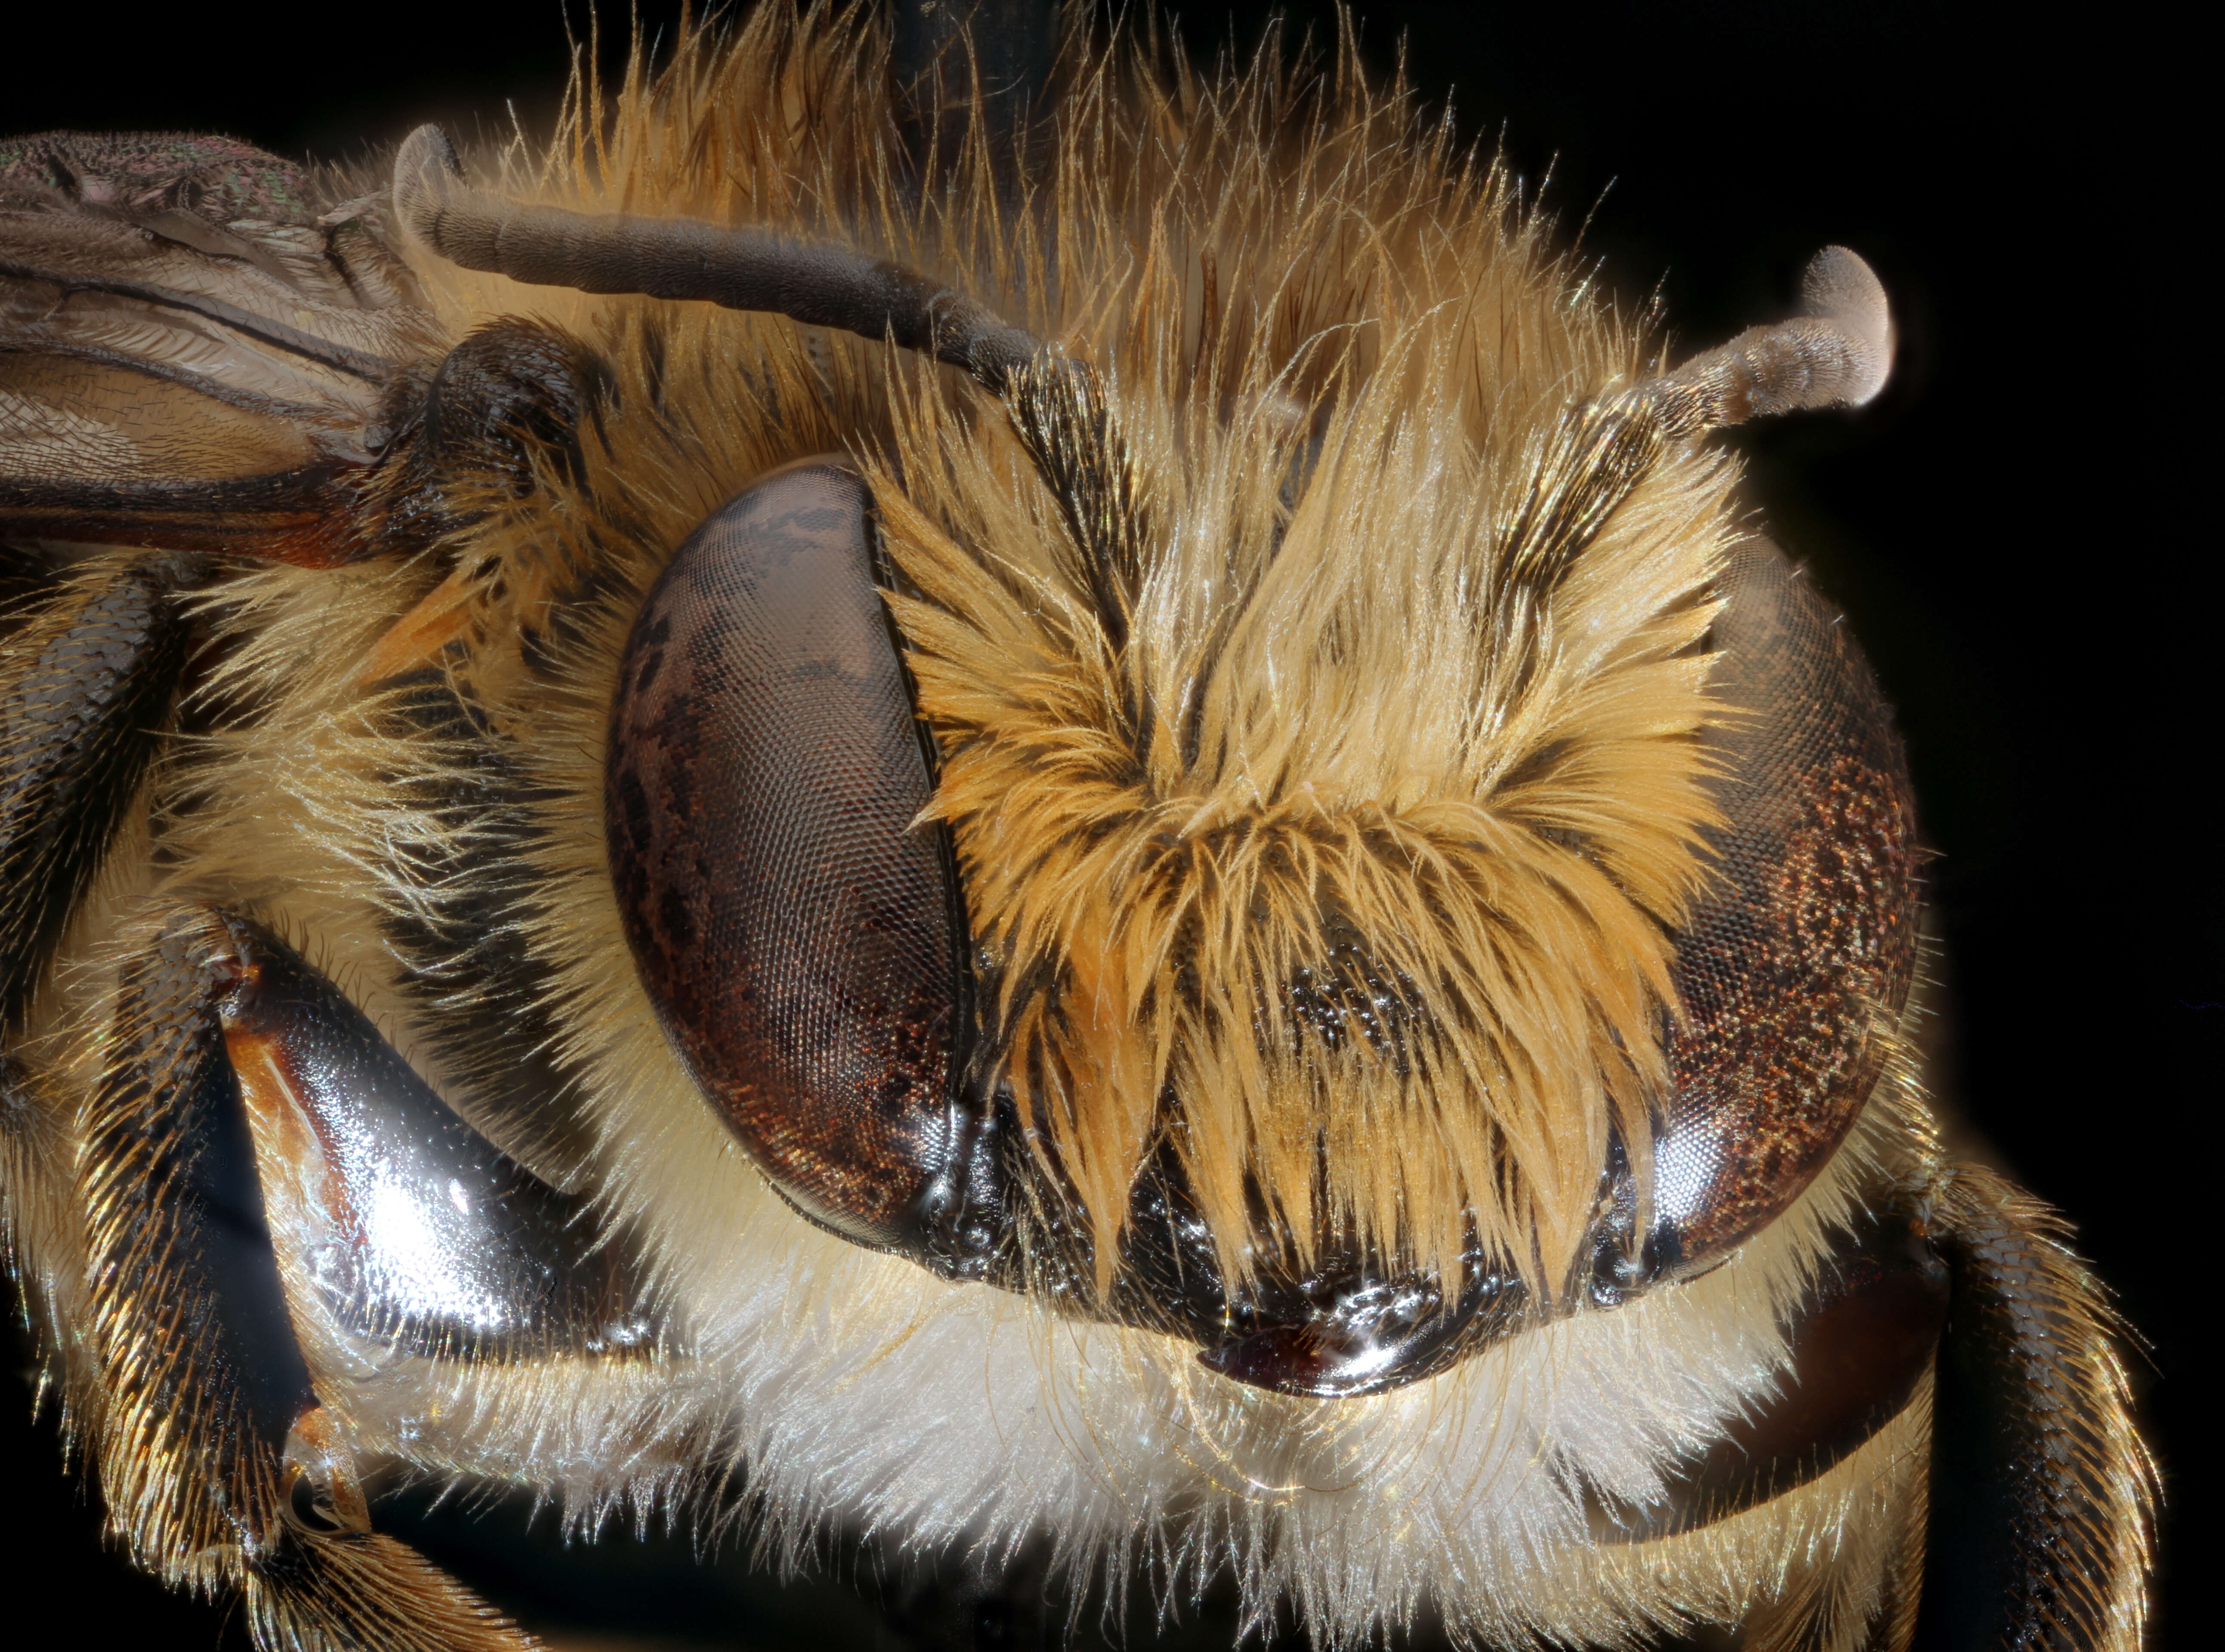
[0,131,438,564]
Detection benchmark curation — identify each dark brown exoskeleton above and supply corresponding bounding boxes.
[0,6,2151,1649]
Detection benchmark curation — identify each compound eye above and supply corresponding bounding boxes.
[605,460,984,1261]
[1602,536,1923,1287]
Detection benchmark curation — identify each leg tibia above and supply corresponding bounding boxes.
[78,904,670,1650]
[1917,1163,2154,1650]
[84,906,313,1579]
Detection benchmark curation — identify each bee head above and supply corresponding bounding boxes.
[394,83,1897,1394]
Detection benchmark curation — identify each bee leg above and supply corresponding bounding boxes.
[1915,1163,2154,1650]
[80,905,592,1651]
[0,548,203,1032]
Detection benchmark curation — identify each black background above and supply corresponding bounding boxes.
[0,2,2203,1646]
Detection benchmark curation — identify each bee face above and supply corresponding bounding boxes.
[0,4,2162,1649]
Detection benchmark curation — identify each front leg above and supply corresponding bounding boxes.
[0,549,203,1030]
[81,905,671,1650]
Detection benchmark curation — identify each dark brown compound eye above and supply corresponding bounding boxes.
[1591,535,1924,1296]
[605,459,994,1269]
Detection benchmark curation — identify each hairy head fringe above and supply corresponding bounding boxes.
[838,13,1738,1293]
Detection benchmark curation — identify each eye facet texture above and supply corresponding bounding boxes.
[605,460,983,1261]
[1590,536,1924,1294]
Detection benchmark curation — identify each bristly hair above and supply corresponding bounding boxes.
[846,9,1740,1295]
[0,9,1978,1646]
[349,0,1739,1304]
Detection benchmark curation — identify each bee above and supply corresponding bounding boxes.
[0,2,2156,1648]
